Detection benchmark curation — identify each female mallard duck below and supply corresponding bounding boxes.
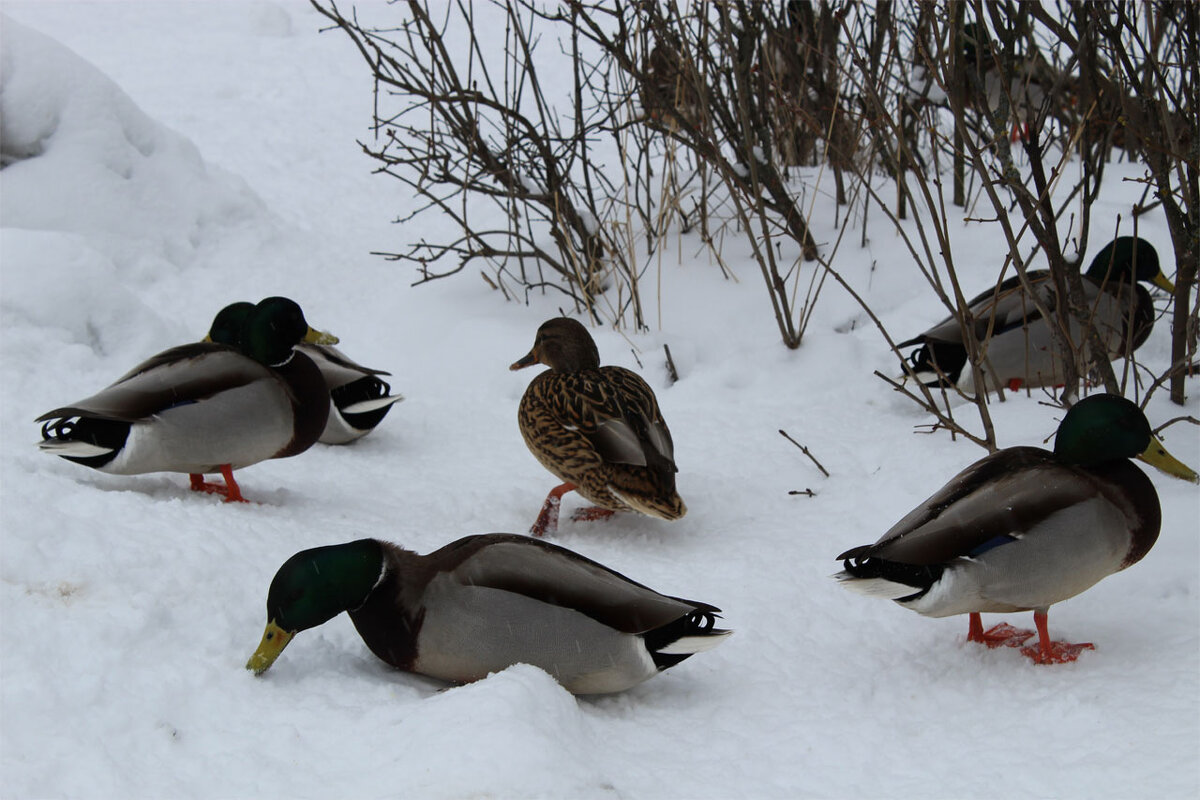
[246,533,731,694]
[510,317,686,537]
[900,237,1175,394]
[835,393,1197,664]
[207,302,404,445]
[37,297,335,502]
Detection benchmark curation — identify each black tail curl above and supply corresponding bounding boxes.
[900,340,966,388]
[40,416,128,468]
[644,608,725,671]
[839,547,943,596]
[330,376,396,429]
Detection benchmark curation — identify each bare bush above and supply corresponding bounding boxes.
[315,0,1193,419]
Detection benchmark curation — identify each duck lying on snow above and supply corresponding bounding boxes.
[835,393,1197,664]
[246,533,731,694]
[899,237,1176,394]
[510,317,686,537]
[207,302,404,445]
[37,297,334,502]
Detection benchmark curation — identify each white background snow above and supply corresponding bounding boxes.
[1,3,1197,798]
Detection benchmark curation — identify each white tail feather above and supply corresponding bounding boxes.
[833,571,918,600]
[341,394,405,415]
[658,629,732,655]
[38,440,114,457]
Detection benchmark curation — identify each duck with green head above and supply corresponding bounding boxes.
[37,296,336,502]
[207,302,404,445]
[246,532,731,695]
[510,317,686,537]
[835,393,1197,664]
[900,237,1176,394]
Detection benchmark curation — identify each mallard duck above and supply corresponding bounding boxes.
[207,302,404,445]
[510,317,686,537]
[246,533,731,694]
[37,297,336,502]
[900,237,1176,394]
[834,393,1198,664]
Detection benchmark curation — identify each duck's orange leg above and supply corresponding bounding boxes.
[1020,610,1094,664]
[967,612,1035,648]
[189,465,248,503]
[530,482,575,537]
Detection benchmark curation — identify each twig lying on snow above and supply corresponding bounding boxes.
[778,429,830,477]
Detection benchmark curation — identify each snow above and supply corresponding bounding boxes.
[1,3,1197,798]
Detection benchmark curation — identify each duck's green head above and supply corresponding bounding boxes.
[203,302,254,346]
[510,317,601,373]
[238,297,338,367]
[1086,237,1174,293]
[1055,393,1198,481]
[247,538,385,676]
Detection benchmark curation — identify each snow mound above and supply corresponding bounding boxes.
[0,15,264,264]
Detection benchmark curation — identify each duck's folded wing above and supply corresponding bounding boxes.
[440,534,713,634]
[36,344,270,423]
[843,448,1096,565]
[901,272,1054,345]
[561,367,674,469]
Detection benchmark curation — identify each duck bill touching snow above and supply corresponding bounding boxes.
[510,317,686,537]
[246,533,731,695]
[206,302,404,445]
[898,237,1176,394]
[834,393,1197,665]
[37,297,335,502]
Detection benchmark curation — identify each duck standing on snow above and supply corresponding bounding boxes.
[834,393,1197,664]
[899,237,1176,394]
[207,302,404,445]
[510,317,686,537]
[246,533,731,694]
[37,297,335,502]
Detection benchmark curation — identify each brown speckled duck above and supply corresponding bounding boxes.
[246,533,731,694]
[510,317,686,537]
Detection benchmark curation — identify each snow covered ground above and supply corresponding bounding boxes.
[1,3,1197,798]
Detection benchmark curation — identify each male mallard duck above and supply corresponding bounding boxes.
[834,393,1198,664]
[207,302,404,445]
[510,317,686,537]
[37,297,335,502]
[246,533,731,694]
[899,237,1175,394]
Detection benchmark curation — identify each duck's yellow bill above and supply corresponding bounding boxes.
[1138,435,1199,483]
[305,326,339,346]
[1151,272,1176,294]
[246,621,295,675]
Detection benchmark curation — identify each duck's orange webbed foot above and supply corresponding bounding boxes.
[967,614,1035,649]
[570,506,616,524]
[1020,611,1094,665]
[189,465,248,503]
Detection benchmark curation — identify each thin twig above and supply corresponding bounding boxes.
[778,429,830,477]
[663,343,679,384]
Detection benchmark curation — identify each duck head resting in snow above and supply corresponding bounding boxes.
[246,533,731,695]
[37,297,336,502]
[510,317,686,537]
[834,393,1197,664]
[899,237,1176,394]
[207,302,404,445]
